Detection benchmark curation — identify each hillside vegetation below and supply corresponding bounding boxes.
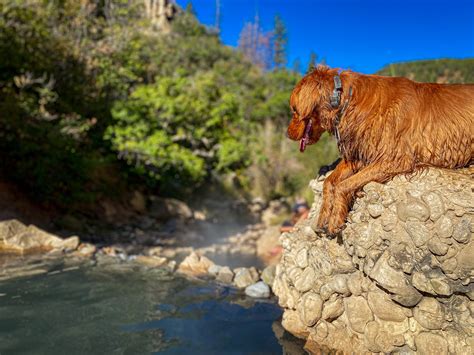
[0,0,337,213]
[377,58,474,83]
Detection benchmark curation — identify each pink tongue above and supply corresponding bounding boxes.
[299,120,313,153]
[300,137,306,152]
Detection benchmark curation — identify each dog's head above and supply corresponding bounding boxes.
[287,66,341,152]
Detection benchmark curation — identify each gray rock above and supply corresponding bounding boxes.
[216,266,234,284]
[245,281,270,298]
[233,267,259,288]
[369,252,422,307]
[452,219,471,243]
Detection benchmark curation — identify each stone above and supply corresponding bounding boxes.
[261,265,276,286]
[367,291,407,322]
[245,281,270,298]
[294,267,316,292]
[321,297,344,321]
[367,203,384,218]
[421,191,445,221]
[396,197,430,222]
[369,252,422,307]
[434,215,453,238]
[207,264,222,276]
[456,242,474,272]
[149,197,193,220]
[452,219,471,243]
[233,267,259,288]
[413,298,445,330]
[216,266,234,284]
[135,255,167,267]
[295,248,309,268]
[415,332,448,355]
[412,272,436,294]
[427,237,449,256]
[75,243,96,257]
[297,292,323,327]
[57,236,80,251]
[272,165,474,354]
[0,224,67,254]
[177,252,214,276]
[344,296,373,333]
[405,221,431,247]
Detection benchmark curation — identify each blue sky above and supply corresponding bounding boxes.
[176,0,474,73]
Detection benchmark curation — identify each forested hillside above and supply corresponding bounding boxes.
[377,58,474,83]
[0,0,338,212]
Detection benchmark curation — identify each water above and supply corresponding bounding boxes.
[0,258,305,354]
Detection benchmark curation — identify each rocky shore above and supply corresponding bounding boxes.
[273,166,473,354]
[0,196,287,297]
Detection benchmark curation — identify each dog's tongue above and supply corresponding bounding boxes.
[299,120,313,153]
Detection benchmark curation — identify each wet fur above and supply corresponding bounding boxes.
[287,66,474,234]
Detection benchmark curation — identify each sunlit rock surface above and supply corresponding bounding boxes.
[273,166,473,354]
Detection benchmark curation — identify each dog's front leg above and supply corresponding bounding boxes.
[317,159,358,231]
[327,162,408,235]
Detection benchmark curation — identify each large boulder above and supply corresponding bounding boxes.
[273,166,473,354]
[0,219,80,254]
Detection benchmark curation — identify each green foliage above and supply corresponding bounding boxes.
[273,15,288,69]
[11,0,462,209]
[377,58,474,83]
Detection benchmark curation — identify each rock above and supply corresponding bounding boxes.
[405,221,431,247]
[75,243,96,257]
[367,203,384,218]
[421,191,445,221]
[57,236,80,251]
[177,252,214,276]
[261,265,276,286]
[216,266,234,284]
[149,197,193,220]
[294,267,316,292]
[369,252,422,307]
[245,281,270,298]
[344,296,374,333]
[415,332,448,355]
[413,298,445,330]
[367,291,407,322]
[0,222,77,254]
[297,292,323,327]
[134,255,167,267]
[233,267,259,288]
[207,264,222,276]
[396,196,430,222]
[452,219,471,243]
[273,165,474,354]
[321,297,344,321]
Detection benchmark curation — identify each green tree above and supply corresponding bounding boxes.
[273,14,288,69]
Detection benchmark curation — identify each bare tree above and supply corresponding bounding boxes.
[237,14,272,71]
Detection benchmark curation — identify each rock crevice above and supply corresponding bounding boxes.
[273,167,473,354]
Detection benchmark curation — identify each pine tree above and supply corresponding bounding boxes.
[307,51,318,72]
[273,14,287,69]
